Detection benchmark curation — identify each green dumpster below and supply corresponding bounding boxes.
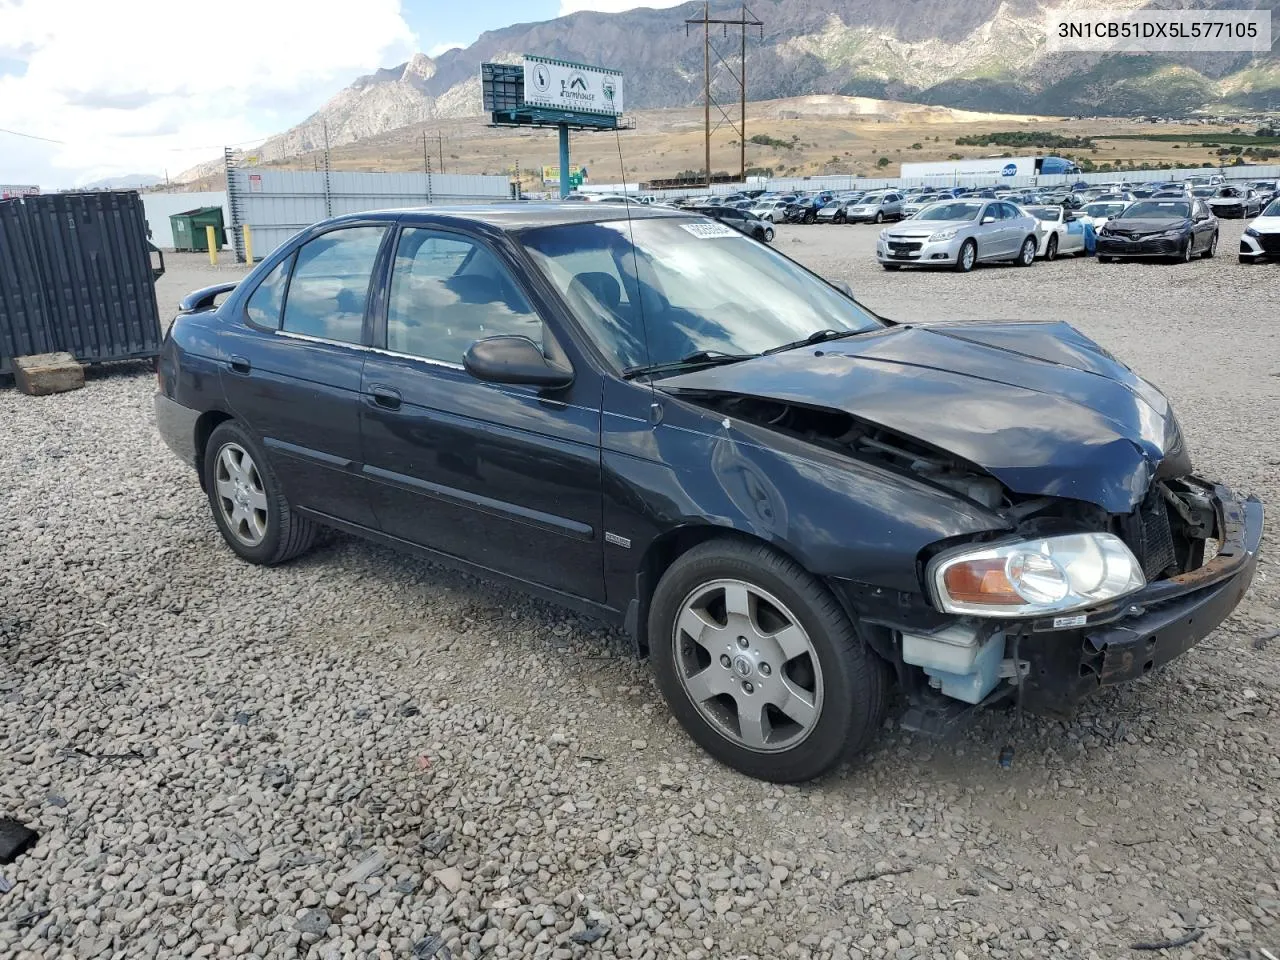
[169,206,226,252]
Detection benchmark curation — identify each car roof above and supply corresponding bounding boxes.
[317,202,692,233]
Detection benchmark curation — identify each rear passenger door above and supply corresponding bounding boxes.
[219,224,389,527]
[358,225,605,601]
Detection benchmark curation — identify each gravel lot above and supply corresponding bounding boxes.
[2,226,1278,960]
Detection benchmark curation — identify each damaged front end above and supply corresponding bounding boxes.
[675,389,1263,731]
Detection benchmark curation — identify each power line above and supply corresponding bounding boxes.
[685,2,763,186]
[0,126,64,144]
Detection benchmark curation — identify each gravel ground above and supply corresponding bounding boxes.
[2,230,1278,960]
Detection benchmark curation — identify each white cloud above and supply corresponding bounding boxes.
[0,0,416,188]
[427,42,464,57]
[558,0,686,15]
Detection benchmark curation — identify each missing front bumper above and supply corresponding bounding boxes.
[1017,482,1263,714]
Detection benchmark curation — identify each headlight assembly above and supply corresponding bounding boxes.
[1245,227,1261,238]
[928,228,959,242]
[928,532,1145,617]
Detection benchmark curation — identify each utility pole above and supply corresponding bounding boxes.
[438,132,445,174]
[423,131,429,175]
[685,3,763,188]
[703,2,710,188]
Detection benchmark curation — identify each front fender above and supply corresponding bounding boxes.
[602,395,1010,603]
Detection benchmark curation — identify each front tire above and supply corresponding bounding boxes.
[1239,254,1256,264]
[1015,236,1036,266]
[954,239,977,273]
[881,263,901,271]
[649,540,888,783]
[204,421,318,565]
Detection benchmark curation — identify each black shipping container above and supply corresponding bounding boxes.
[0,191,164,376]
[0,200,55,373]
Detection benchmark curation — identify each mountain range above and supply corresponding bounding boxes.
[240,0,1280,168]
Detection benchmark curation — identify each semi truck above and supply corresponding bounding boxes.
[900,156,1078,183]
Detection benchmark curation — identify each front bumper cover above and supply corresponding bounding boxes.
[1096,234,1184,257]
[1018,480,1263,714]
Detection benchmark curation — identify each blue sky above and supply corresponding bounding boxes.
[0,0,682,188]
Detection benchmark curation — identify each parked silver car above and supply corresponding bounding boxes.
[876,199,1040,272]
[846,191,905,223]
[901,194,933,218]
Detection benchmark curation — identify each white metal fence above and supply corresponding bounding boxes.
[227,169,513,261]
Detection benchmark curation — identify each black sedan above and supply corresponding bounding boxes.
[1096,197,1219,262]
[156,204,1262,783]
[693,204,774,242]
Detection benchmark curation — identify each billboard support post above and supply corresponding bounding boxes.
[558,125,571,200]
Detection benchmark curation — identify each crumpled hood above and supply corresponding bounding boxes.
[661,321,1187,514]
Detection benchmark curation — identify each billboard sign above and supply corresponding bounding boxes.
[542,165,587,187]
[1,185,40,200]
[522,55,623,117]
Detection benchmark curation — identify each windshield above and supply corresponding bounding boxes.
[1190,188,1214,197]
[916,201,982,221]
[1265,198,1280,217]
[520,218,882,373]
[1026,206,1060,221]
[1084,202,1127,217]
[856,194,884,203]
[1120,200,1189,219]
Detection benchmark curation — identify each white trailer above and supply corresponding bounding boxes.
[899,156,1077,183]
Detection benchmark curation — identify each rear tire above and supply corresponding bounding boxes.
[873,211,884,224]
[1202,232,1217,259]
[763,227,774,242]
[649,540,889,783]
[204,421,318,566]
[1045,235,1058,261]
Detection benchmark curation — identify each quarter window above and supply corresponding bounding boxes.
[245,255,291,330]
[386,228,542,364]
[281,226,386,344]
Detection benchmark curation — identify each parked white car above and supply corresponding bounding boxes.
[750,199,790,223]
[1076,200,1132,232]
[1239,196,1280,264]
[1024,205,1088,260]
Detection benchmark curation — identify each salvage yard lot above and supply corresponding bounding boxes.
[2,222,1278,960]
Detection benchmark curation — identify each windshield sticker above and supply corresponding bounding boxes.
[680,222,741,239]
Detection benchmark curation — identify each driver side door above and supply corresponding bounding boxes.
[358,225,606,601]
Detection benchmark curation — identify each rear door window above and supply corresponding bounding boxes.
[281,226,387,344]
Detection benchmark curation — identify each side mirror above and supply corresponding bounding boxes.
[464,336,573,389]
[1065,213,1077,222]
[833,280,856,299]
[981,215,996,224]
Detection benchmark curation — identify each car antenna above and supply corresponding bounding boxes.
[610,102,658,420]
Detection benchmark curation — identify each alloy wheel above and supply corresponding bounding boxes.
[672,579,823,753]
[214,442,269,546]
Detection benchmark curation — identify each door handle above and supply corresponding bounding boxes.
[370,384,401,410]
[228,355,251,374]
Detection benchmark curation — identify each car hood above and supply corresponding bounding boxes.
[886,219,972,235]
[1104,217,1190,234]
[1248,215,1280,232]
[661,321,1183,514]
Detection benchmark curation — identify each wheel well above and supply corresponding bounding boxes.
[628,526,792,659]
[193,410,233,489]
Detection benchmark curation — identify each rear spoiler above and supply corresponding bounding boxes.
[179,282,239,313]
